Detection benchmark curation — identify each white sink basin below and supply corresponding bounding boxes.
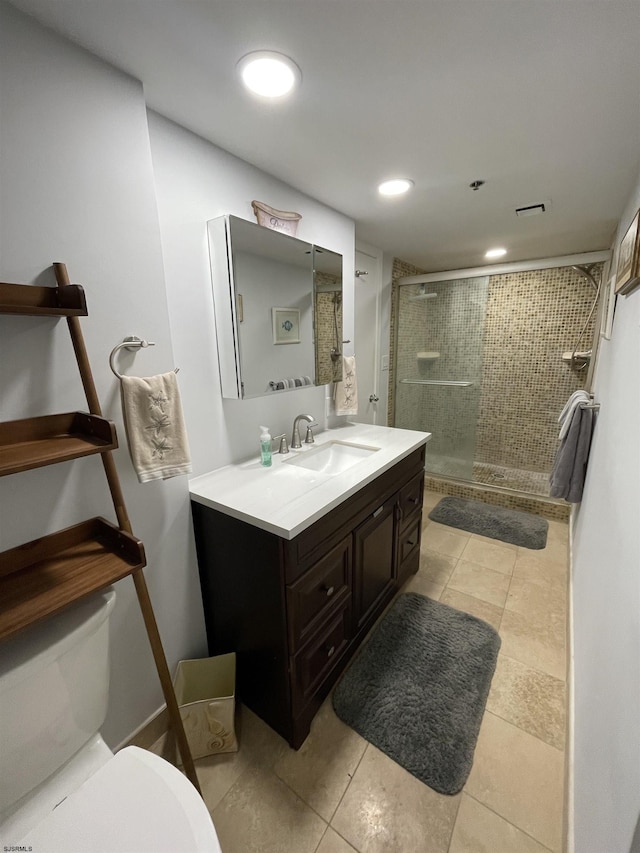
[285,440,380,475]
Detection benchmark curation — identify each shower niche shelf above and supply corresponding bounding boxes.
[416,351,440,361]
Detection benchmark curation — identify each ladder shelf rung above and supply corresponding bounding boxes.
[0,413,118,476]
[0,282,87,316]
[0,517,146,642]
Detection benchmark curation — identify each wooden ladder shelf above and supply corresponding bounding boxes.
[0,263,200,793]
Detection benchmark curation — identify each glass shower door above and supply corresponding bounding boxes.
[393,277,489,480]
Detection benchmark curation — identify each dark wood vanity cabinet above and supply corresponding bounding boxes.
[191,444,425,749]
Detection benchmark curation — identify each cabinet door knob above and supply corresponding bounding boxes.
[326,644,335,658]
[322,585,335,597]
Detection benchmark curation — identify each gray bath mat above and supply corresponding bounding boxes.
[333,593,500,795]
[429,496,548,549]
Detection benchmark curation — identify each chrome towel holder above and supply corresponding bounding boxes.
[109,336,179,379]
[580,393,600,411]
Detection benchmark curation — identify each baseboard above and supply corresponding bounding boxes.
[116,704,168,753]
[565,509,576,853]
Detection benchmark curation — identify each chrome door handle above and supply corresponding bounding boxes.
[369,394,379,403]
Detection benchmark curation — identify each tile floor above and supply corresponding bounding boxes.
[182,489,569,853]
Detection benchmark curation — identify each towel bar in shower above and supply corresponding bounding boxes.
[400,379,474,387]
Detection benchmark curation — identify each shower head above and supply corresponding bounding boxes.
[571,265,599,291]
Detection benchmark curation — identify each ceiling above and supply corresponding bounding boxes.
[9,0,640,272]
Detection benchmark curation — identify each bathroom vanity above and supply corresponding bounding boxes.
[190,424,429,748]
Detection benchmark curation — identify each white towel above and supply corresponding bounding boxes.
[558,390,590,439]
[120,372,192,483]
[333,355,358,416]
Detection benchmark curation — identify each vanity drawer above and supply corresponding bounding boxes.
[398,471,425,528]
[291,602,350,711]
[287,448,426,581]
[397,512,422,585]
[286,535,352,651]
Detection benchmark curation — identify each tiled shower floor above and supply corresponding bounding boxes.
[427,455,550,497]
[473,461,550,496]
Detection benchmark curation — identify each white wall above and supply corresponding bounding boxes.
[0,1,208,747]
[571,172,640,852]
[147,111,355,477]
[0,2,356,749]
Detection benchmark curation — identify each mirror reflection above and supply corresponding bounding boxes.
[208,215,343,399]
[229,216,315,398]
[313,246,343,385]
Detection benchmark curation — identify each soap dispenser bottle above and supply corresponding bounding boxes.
[260,425,272,467]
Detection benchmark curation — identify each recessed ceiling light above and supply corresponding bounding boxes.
[485,247,507,259]
[378,179,414,197]
[237,51,301,98]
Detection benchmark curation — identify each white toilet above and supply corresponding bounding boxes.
[0,588,222,853]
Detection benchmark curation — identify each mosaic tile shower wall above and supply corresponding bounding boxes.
[315,273,342,385]
[389,259,602,496]
[476,265,602,472]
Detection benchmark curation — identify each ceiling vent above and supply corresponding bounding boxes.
[516,203,546,217]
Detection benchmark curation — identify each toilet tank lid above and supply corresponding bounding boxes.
[0,589,116,688]
[19,747,221,853]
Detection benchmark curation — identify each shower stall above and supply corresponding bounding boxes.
[390,258,606,500]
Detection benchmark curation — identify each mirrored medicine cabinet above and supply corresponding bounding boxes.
[207,215,343,399]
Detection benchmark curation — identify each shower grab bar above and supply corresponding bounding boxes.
[400,379,473,387]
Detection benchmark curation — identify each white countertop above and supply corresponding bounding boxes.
[189,423,431,539]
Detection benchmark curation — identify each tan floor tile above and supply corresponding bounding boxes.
[316,827,359,853]
[486,655,566,749]
[447,560,511,608]
[439,588,503,632]
[212,763,326,853]
[418,548,458,585]
[469,532,518,551]
[506,576,566,624]
[516,540,568,571]
[545,519,569,545]
[449,793,552,853]
[274,698,367,821]
[403,573,444,601]
[422,523,470,558]
[198,704,288,811]
[499,609,566,681]
[465,712,564,852]
[513,552,568,587]
[422,490,444,512]
[462,538,517,575]
[331,744,461,853]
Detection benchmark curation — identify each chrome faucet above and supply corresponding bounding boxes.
[291,413,318,449]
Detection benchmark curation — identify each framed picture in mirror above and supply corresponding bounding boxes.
[272,308,300,344]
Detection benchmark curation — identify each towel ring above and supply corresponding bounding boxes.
[109,336,179,380]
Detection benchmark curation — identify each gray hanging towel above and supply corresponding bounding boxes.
[549,404,595,503]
